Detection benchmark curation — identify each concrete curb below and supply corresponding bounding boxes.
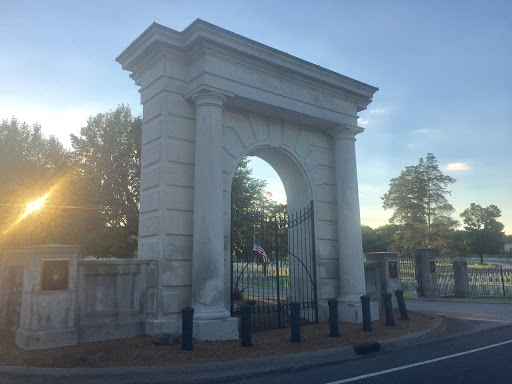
[406,297,512,305]
[0,319,444,382]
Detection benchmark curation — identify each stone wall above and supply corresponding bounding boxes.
[77,258,151,343]
[0,246,152,349]
[0,250,26,331]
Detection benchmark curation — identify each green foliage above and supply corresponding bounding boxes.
[382,153,456,256]
[0,118,87,249]
[361,224,399,253]
[460,203,505,263]
[231,158,287,265]
[70,105,142,257]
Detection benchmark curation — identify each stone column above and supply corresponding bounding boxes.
[16,245,79,349]
[328,124,378,322]
[415,247,440,298]
[190,91,237,340]
[453,261,471,298]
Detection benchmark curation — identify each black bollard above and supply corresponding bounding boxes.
[290,301,301,343]
[181,306,194,351]
[328,298,340,337]
[240,303,253,347]
[394,289,409,320]
[360,295,372,332]
[383,292,395,326]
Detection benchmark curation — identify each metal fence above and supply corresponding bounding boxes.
[469,266,512,297]
[436,259,455,296]
[399,255,417,295]
[397,255,512,298]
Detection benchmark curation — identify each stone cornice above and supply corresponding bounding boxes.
[116,19,378,111]
[325,124,365,141]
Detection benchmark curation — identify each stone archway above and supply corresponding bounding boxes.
[117,19,378,340]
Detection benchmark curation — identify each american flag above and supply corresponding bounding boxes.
[253,237,270,263]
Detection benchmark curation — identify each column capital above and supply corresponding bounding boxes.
[185,85,234,108]
[325,124,364,141]
[190,91,226,109]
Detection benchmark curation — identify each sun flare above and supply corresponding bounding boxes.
[24,195,48,216]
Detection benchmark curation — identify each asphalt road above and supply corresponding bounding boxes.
[191,323,512,384]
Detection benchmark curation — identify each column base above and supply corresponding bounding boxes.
[338,301,379,323]
[145,318,181,336]
[16,328,78,350]
[418,288,440,298]
[193,317,238,341]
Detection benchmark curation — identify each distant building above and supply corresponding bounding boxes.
[504,244,512,253]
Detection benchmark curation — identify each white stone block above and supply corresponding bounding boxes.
[164,235,193,260]
[295,128,313,158]
[222,127,244,159]
[143,93,166,123]
[193,317,238,341]
[167,139,195,165]
[167,162,194,187]
[141,165,160,191]
[165,211,193,235]
[141,142,161,168]
[316,184,337,203]
[139,215,160,237]
[338,301,379,323]
[317,221,337,240]
[166,186,193,211]
[138,238,159,259]
[163,261,192,287]
[318,240,338,260]
[223,111,255,148]
[142,119,163,145]
[282,121,299,148]
[162,290,191,314]
[316,201,337,222]
[305,149,331,171]
[140,189,160,214]
[319,279,339,299]
[268,118,282,147]
[249,114,269,142]
[318,260,339,279]
[166,115,195,142]
[311,165,335,186]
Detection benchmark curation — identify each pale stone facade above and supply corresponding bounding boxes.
[117,20,379,339]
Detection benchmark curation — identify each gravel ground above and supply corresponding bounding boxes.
[0,310,436,368]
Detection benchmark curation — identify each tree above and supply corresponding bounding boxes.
[0,118,85,250]
[70,105,142,257]
[231,157,287,268]
[382,153,456,256]
[460,203,505,263]
[361,224,400,253]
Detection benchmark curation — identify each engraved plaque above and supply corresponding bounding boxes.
[41,259,70,292]
[429,261,436,273]
[388,261,398,279]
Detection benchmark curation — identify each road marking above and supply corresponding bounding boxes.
[326,339,512,383]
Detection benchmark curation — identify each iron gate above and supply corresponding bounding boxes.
[231,201,318,331]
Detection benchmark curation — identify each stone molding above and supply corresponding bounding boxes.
[325,124,365,141]
[190,91,226,110]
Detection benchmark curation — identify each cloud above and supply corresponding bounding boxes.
[407,144,416,149]
[358,118,369,126]
[370,108,386,115]
[446,163,470,171]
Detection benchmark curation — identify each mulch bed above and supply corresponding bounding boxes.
[0,310,437,368]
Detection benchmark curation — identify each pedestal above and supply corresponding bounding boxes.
[16,245,79,349]
[338,301,379,323]
[193,317,238,341]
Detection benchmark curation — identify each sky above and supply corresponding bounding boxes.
[1,1,511,234]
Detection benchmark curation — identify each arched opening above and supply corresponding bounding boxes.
[229,149,318,331]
